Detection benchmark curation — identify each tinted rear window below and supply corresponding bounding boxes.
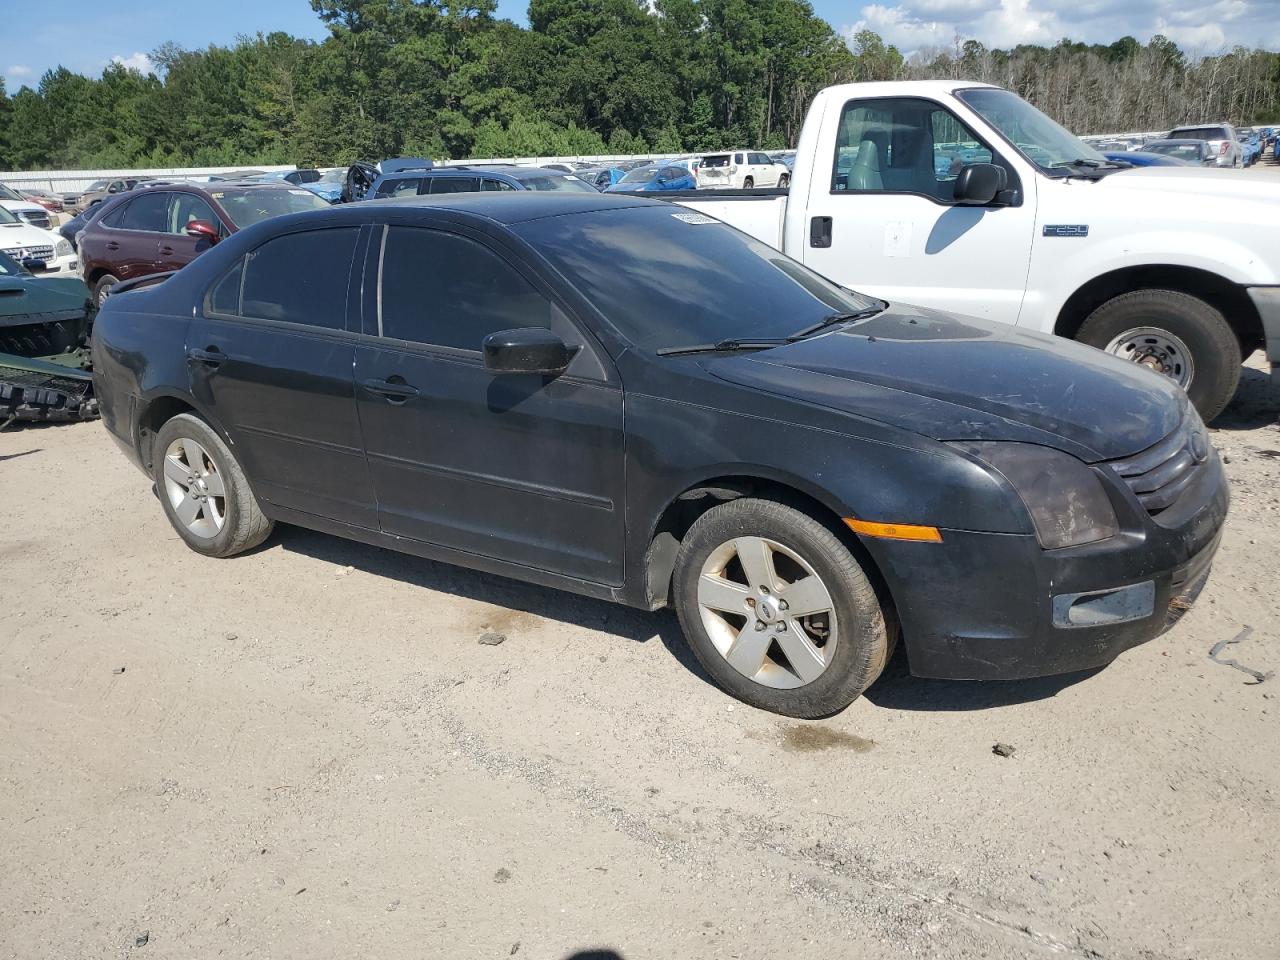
[519,175,596,193]
[241,228,358,328]
[702,155,730,167]
[211,187,330,228]
[513,206,877,351]
[1170,127,1227,140]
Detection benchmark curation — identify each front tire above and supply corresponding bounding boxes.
[153,413,274,558]
[1075,289,1240,422]
[672,498,892,718]
[778,173,790,188]
[93,274,119,307]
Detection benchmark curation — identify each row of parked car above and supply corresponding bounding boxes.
[1086,122,1278,168]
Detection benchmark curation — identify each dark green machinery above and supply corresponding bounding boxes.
[0,252,98,424]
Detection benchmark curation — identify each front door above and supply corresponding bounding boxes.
[354,223,626,584]
[801,95,1037,325]
[187,225,377,528]
[156,191,225,273]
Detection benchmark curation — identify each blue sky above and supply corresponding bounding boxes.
[4,0,1278,91]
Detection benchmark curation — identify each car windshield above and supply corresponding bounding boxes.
[85,180,110,192]
[519,175,597,193]
[211,187,331,227]
[620,167,660,184]
[0,205,18,224]
[955,87,1106,171]
[1148,142,1202,161]
[0,182,26,201]
[514,206,880,351]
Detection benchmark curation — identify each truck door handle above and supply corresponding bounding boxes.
[809,216,832,248]
[362,376,419,402]
[188,347,224,366]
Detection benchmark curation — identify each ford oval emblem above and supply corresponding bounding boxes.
[1190,430,1209,464]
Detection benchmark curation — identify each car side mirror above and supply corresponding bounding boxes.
[483,327,574,376]
[953,163,1007,205]
[107,185,119,193]
[185,220,220,243]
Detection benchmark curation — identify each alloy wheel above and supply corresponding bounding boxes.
[161,437,226,537]
[696,536,837,689]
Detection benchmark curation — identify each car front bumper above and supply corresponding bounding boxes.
[862,451,1229,681]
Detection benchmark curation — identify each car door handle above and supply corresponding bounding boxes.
[158,245,174,255]
[362,377,419,401]
[188,347,225,366]
[106,241,120,251]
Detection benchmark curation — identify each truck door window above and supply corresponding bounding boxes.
[831,97,993,202]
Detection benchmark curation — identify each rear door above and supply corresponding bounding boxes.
[110,190,171,280]
[187,226,377,528]
[426,176,481,194]
[800,95,1036,325]
[353,221,626,583]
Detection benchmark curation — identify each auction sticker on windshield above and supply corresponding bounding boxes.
[672,212,717,224]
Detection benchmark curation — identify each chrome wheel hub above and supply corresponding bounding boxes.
[697,536,837,690]
[1104,326,1195,389]
[162,437,226,537]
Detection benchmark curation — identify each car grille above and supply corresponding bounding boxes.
[2,244,54,265]
[18,210,52,230]
[1106,416,1211,515]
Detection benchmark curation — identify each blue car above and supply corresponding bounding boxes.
[579,167,628,191]
[1236,129,1262,166]
[249,168,345,203]
[1102,151,1191,168]
[604,163,697,193]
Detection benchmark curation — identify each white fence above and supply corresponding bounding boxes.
[0,165,297,194]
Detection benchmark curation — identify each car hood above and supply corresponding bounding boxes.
[0,273,92,323]
[0,220,61,248]
[704,304,1186,462]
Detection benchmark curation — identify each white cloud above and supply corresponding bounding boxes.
[5,64,33,78]
[111,52,154,74]
[840,0,1280,55]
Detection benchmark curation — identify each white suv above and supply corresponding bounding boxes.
[0,204,78,276]
[0,180,55,230]
[698,151,790,189]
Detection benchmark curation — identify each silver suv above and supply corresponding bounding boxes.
[1166,123,1242,167]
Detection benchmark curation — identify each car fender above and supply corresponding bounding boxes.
[1021,229,1275,332]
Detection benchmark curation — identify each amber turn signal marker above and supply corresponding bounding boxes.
[843,518,943,543]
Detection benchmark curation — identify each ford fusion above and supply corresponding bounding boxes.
[92,194,1228,718]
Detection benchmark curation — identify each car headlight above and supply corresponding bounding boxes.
[55,238,72,257]
[950,442,1119,549]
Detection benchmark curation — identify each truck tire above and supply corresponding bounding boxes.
[672,497,893,718]
[153,413,274,558]
[742,176,754,189]
[1075,289,1240,422]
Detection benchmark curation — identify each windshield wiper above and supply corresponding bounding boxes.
[787,303,886,340]
[655,338,793,357]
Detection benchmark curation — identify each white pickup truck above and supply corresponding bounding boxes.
[675,80,1280,421]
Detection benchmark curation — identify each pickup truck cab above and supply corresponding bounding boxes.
[677,81,1280,421]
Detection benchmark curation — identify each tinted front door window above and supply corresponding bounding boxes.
[119,191,170,232]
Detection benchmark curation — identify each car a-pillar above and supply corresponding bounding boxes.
[1055,266,1265,422]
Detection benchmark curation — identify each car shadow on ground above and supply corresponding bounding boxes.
[1214,367,1279,431]
[862,643,1103,712]
[274,526,710,682]
[274,526,1102,713]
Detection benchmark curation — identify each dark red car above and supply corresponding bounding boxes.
[79,181,331,305]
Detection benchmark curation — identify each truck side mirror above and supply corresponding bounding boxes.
[953,163,1007,205]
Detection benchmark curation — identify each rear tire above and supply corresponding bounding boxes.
[153,413,273,558]
[93,274,119,307]
[1075,289,1240,422]
[742,176,754,189]
[672,497,892,718]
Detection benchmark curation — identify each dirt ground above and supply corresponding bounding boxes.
[3,316,1280,957]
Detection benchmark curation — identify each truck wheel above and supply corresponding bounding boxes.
[672,497,893,718]
[153,413,274,558]
[778,174,790,188]
[94,274,119,307]
[1076,289,1240,422]
[743,177,754,189]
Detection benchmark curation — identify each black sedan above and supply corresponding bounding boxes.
[92,194,1228,718]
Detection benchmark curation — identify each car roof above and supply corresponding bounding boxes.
[364,191,662,224]
[380,165,577,182]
